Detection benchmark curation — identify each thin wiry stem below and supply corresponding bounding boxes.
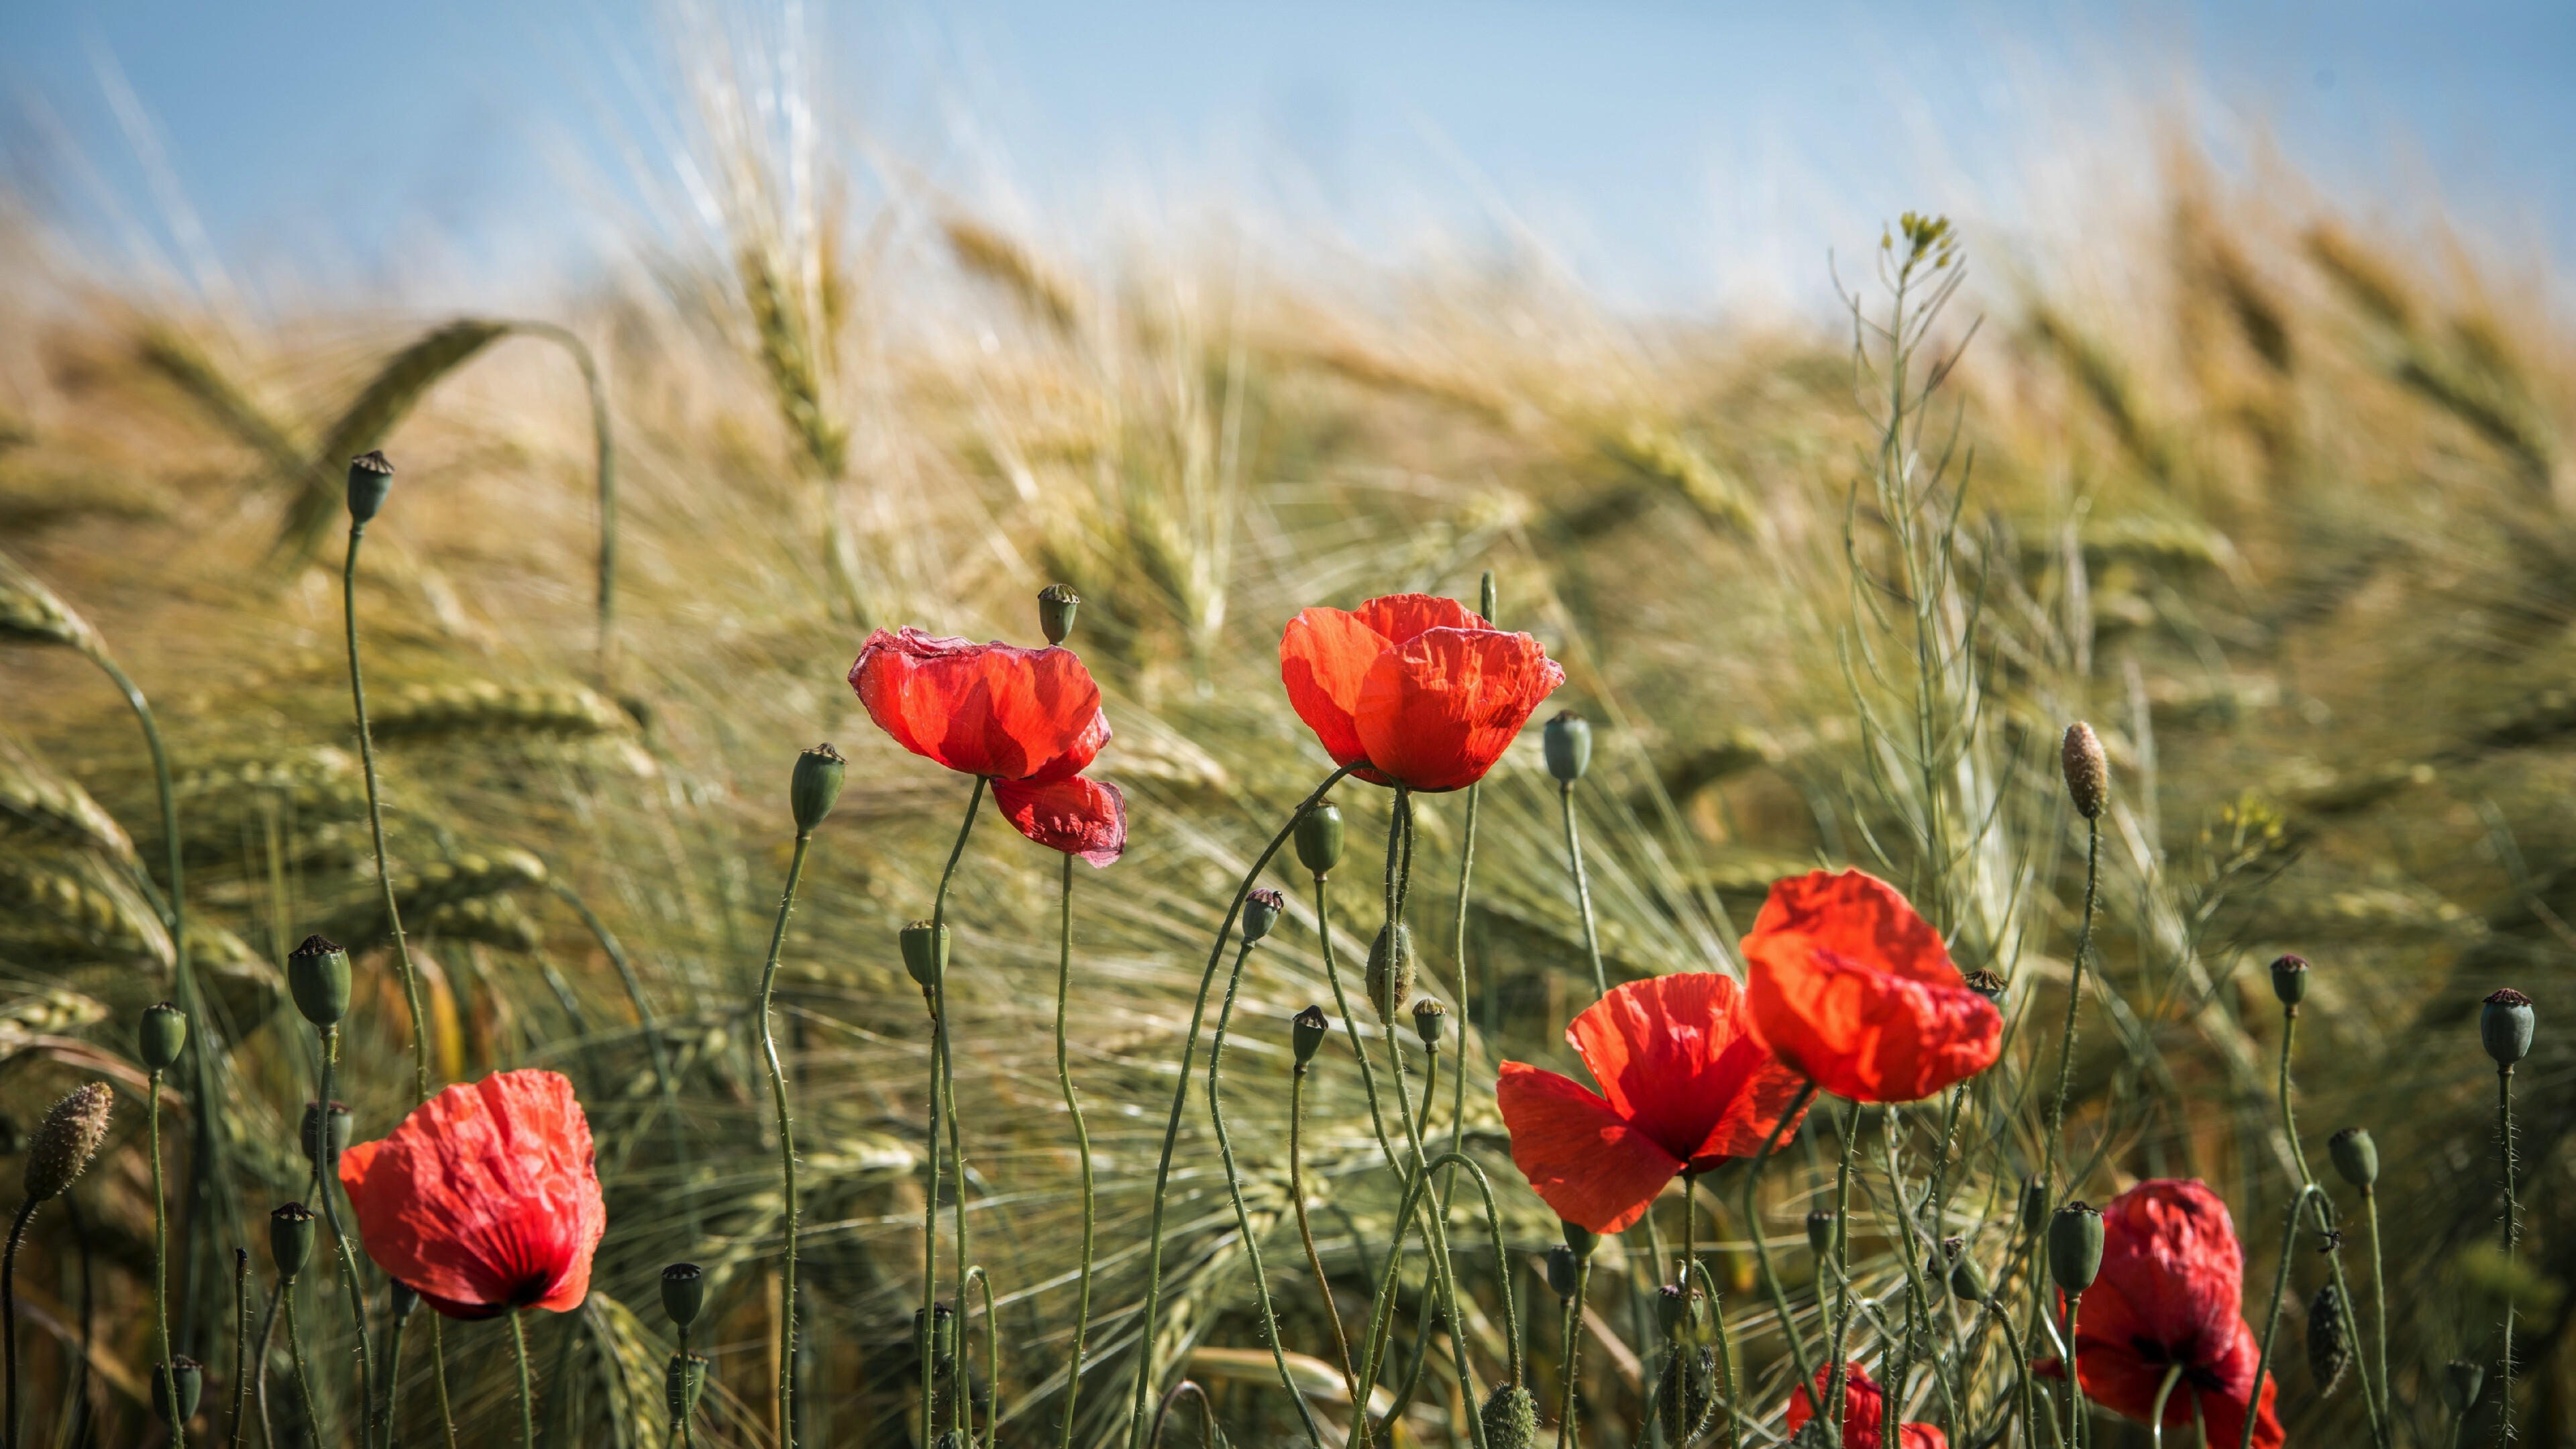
[509,1309,535,1449]
[2365,1189,2390,1441]
[341,523,431,1102]
[1555,1263,1590,1449]
[2061,1291,2086,1449]
[315,1028,378,1444]
[2148,1362,2184,1448]
[2498,1066,2519,1446]
[2275,1012,2385,1447]
[1743,1083,1825,1443]
[4,1196,35,1449]
[922,776,987,1444]
[2239,1185,2319,1449]
[284,1284,321,1449]
[756,829,815,1446]
[1054,853,1098,1449]
[1289,1065,1359,1404]
[1559,782,1607,998]
[149,1073,171,1373]
[227,1249,249,1449]
[2033,817,2100,1354]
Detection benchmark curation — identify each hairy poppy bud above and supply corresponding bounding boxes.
[665,1352,708,1422]
[2049,1203,2104,1294]
[1962,969,2006,1004]
[1562,1221,1597,1262]
[661,1262,706,1330]
[790,743,846,833]
[1480,1383,1538,1449]
[1242,888,1286,944]
[301,1101,352,1167]
[1544,711,1592,784]
[347,450,394,524]
[2021,1177,2051,1235]
[152,1357,203,1426]
[137,1001,187,1072]
[2061,722,2107,820]
[270,1203,318,1281]
[2308,1282,2350,1393]
[1546,1244,1581,1299]
[1807,1210,1835,1259]
[1412,997,1447,1050]
[2269,954,2310,1012]
[900,920,949,990]
[1037,584,1081,645]
[286,934,352,1028]
[1366,923,1415,1023]
[24,1083,111,1202]
[1291,1006,1329,1067]
[1295,800,1345,877]
[2482,988,2535,1068]
[2443,1360,2485,1413]
[2329,1127,2378,1190]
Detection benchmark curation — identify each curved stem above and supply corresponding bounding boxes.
[284,1286,321,1449]
[378,1289,413,1449]
[2499,1065,2518,1446]
[1314,875,1399,1171]
[428,1317,458,1449]
[1742,1083,1825,1443]
[2147,1361,2184,1448]
[342,524,431,1104]
[2062,1291,2086,1449]
[961,1267,1000,1448]
[923,777,986,1444]
[1685,1258,1739,1449]
[2276,1014,2384,1448]
[756,830,815,1446]
[254,1282,281,1449]
[2033,817,2100,1354]
[150,1072,172,1374]
[509,1309,535,1449]
[1054,854,1098,1449]
[4,1195,35,1449]
[1554,1263,1589,1449]
[2239,1186,2316,1449]
[1559,782,1605,998]
[552,881,694,1241]
[2365,1189,2389,1440]
[228,1249,250,1449]
[1993,1306,2037,1449]
[315,1028,378,1442]
[1289,1067,1359,1403]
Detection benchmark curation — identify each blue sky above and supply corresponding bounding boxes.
[5,1,2571,313]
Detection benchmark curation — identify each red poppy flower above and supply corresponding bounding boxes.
[850,627,1127,865]
[1742,869,2002,1103]
[1784,1362,1948,1449]
[1279,594,1564,792]
[337,1069,605,1320]
[1496,974,1809,1234]
[2036,1179,2284,1449]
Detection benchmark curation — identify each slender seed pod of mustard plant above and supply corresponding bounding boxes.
[1294,800,1344,878]
[136,1001,187,1073]
[152,1356,202,1427]
[1807,1210,1835,1259]
[2330,1127,2379,1190]
[269,1203,317,1282]
[2443,1360,2485,1413]
[661,1263,706,1330]
[790,743,846,834]
[1543,710,1592,784]
[2049,1203,2104,1293]
[1963,969,2006,1005]
[1480,1383,1538,1449]
[1562,1221,1598,1262]
[1290,1005,1329,1068]
[347,451,394,524]
[1241,888,1285,945]
[2061,722,2108,819]
[24,1083,111,1202]
[1546,1244,1581,1299]
[2021,1177,2051,1235]
[900,920,949,991]
[1411,996,1446,1050]
[299,1102,351,1169]
[1366,922,1415,1023]
[1037,584,1080,646]
[2483,987,2536,1067]
[2270,953,2310,1012]
[286,934,352,1028]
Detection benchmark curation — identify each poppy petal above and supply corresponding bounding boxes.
[1784,1362,1949,1449]
[1562,974,1807,1167]
[995,775,1128,866]
[1743,870,2002,1102]
[1495,1062,1682,1233]
[1352,593,1488,645]
[849,628,1110,782]
[1280,607,1392,780]
[1353,627,1565,792]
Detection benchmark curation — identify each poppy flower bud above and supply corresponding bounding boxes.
[661,1262,706,1330]
[2329,1127,2378,1190]
[1412,997,1447,1050]
[1037,584,1081,645]
[1544,711,1592,784]
[1949,1248,1990,1304]
[2481,987,2535,1068]
[1962,969,2006,1005]
[1546,1244,1581,1299]
[1480,1383,1538,1449]
[1654,1282,1690,1335]
[2061,722,2107,820]
[1561,1221,1597,1261]
[665,1352,708,1421]
[286,934,352,1028]
[137,1001,188,1072]
[2269,954,2310,1012]
[1807,1210,1835,1258]
[270,1202,318,1281]
[300,1101,352,1167]
[2443,1360,2485,1413]
[1290,1005,1330,1068]
[152,1356,203,1426]
[2308,1282,2350,1393]
[1366,923,1415,1023]
[1294,801,1345,878]
[1242,888,1286,945]
[790,743,847,833]
[2049,1203,2104,1293]
[2020,1177,2050,1235]
[347,450,394,524]
[900,920,949,989]
[24,1083,111,1203]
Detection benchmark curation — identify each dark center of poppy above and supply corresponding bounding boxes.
[2125,1334,2228,1393]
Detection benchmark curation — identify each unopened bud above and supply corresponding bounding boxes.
[2270,953,2310,1011]
[1544,711,1592,784]
[900,920,949,990]
[1294,800,1345,877]
[286,934,352,1028]
[270,1203,318,1281]
[2020,1178,2050,1235]
[1654,1282,1690,1335]
[137,1001,188,1072]
[2482,988,2535,1068]
[2329,1128,2378,1190]
[1546,1244,1581,1299]
[1480,1383,1538,1449]
[347,450,394,524]
[1949,1248,1990,1304]
[152,1357,203,1426]
[301,1101,352,1167]
[2049,1203,2104,1294]
[1242,888,1285,944]
[1962,969,2006,1004]
[1562,1221,1597,1262]
[2443,1360,2485,1413]
[661,1262,706,1330]
[2060,722,2107,820]
[1037,584,1080,646]
[23,1083,111,1202]
[1412,997,1447,1050]
[1807,1210,1835,1259]
[790,743,847,833]
[1291,1006,1329,1068]
[1366,923,1415,1023]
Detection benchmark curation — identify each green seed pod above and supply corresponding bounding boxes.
[1807,1210,1835,1259]
[1242,888,1286,945]
[1294,800,1345,878]
[300,1101,352,1167]
[1962,969,2006,1005]
[2021,1178,2051,1235]
[1037,584,1081,646]
[1949,1248,1990,1305]
[665,1352,708,1422]
[137,1001,188,1073]
[286,934,352,1028]
[152,1357,203,1427]
[1654,1282,1690,1336]
[1479,1383,1538,1449]
[1412,997,1447,1050]
[1561,1221,1597,1262]
[2482,988,2535,1068]
[2443,1360,2485,1413]
[1291,1006,1330,1069]
[790,743,847,833]
[2269,953,2310,1011]
[347,450,394,524]
[2329,1127,2379,1190]
[1543,711,1593,784]
[900,920,949,990]
[2049,1203,2105,1294]
[270,1202,318,1281]
[661,1262,706,1330]
[2061,722,2107,820]
[1546,1244,1581,1299]
[1366,923,1415,1023]
[2307,1282,2350,1394]
[24,1083,111,1202]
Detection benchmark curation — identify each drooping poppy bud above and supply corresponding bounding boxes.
[152,1357,203,1427]
[301,1101,352,1167]
[1561,1221,1597,1262]
[2020,1177,2051,1235]
[1962,969,2006,1004]
[347,450,395,524]
[1543,711,1592,784]
[1291,1006,1329,1067]
[2443,1360,2485,1413]
[1366,922,1415,1022]
[1807,1210,1835,1259]
[137,1001,188,1072]
[2061,722,2107,820]
[2482,988,2535,1067]
[1949,1247,1990,1304]
[1037,584,1081,645]
[287,934,352,1028]
[2049,1202,2104,1293]
[2329,1128,2378,1190]
[661,1263,706,1330]
[1546,1244,1581,1299]
[1412,997,1447,1050]
[790,743,847,833]
[270,1203,318,1281]
[900,920,949,990]
[1242,888,1286,945]
[2269,954,2310,1011]
[24,1083,111,1202]
[1295,800,1345,878]
[1480,1383,1538,1449]
[665,1352,708,1421]
[2307,1282,2349,1393]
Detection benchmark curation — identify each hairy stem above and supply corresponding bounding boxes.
[509,1309,535,1449]
[2499,1065,2518,1446]
[921,777,987,1444]
[342,524,430,1102]
[227,1249,249,1449]
[284,1285,321,1449]
[1743,1083,1825,1443]
[150,1073,171,1373]
[1558,782,1606,999]
[1555,1263,1589,1449]
[315,1028,378,1443]
[1054,854,1098,1449]
[757,830,815,1446]
[2239,1186,2316,1449]
[1289,1067,1360,1403]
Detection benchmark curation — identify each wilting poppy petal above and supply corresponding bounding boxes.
[849,628,1110,782]
[1353,627,1565,792]
[995,775,1128,867]
[1743,869,2002,1102]
[339,1069,606,1320]
[1564,974,1809,1169]
[1784,1362,1949,1449]
[1279,606,1390,780]
[1495,1061,1683,1233]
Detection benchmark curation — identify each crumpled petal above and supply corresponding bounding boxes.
[995,775,1128,866]
[1353,627,1564,792]
[1564,974,1808,1168]
[1495,1061,1682,1233]
[1279,606,1390,781]
[849,627,1109,782]
[1743,869,2001,1102]
[1784,1362,1949,1449]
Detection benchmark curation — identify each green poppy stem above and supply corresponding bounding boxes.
[429,1316,459,1449]
[2147,1361,2184,1448]
[1741,1082,1825,1442]
[227,1249,249,1449]
[2061,1291,2086,1449]
[2498,1064,2518,1447]
[341,523,430,1103]
[1053,853,1098,1449]
[2033,816,2100,1362]
[2239,1185,2318,1449]
[314,1027,378,1444]
[755,828,815,1446]
[509,1308,535,1449]
[283,1283,321,1449]
[148,1073,170,1374]
[1820,1098,1864,1448]
[1558,781,1606,1000]
[378,1287,413,1449]
[2364,1189,2389,1439]
[920,776,986,1444]
[2274,1011,2385,1447]
[1554,1261,1589,1449]
[1287,1063,1359,1403]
